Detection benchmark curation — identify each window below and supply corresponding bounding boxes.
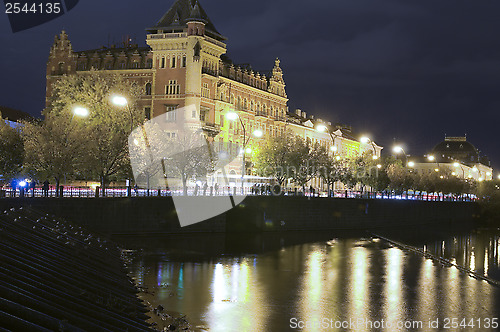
[132,61,139,69]
[182,55,187,67]
[119,62,126,69]
[144,107,151,120]
[145,82,152,96]
[146,58,153,68]
[106,62,112,69]
[192,109,197,119]
[161,57,165,68]
[202,83,210,98]
[220,115,224,127]
[171,56,176,68]
[166,80,180,95]
[165,105,177,122]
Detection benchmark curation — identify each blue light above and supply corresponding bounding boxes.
[18,181,26,187]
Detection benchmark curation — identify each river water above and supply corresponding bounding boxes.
[122,226,500,331]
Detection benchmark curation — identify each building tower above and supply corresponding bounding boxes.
[146,0,226,125]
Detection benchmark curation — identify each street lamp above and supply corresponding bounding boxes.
[360,136,378,157]
[316,123,339,154]
[73,106,89,118]
[111,95,135,132]
[226,111,263,194]
[392,145,408,165]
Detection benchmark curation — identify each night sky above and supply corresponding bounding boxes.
[1,0,500,170]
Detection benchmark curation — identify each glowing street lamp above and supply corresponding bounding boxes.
[253,129,263,138]
[393,146,404,154]
[427,155,435,161]
[111,95,135,131]
[360,136,370,144]
[73,106,89,117]
[316,124,327,132]
[111,95,128,107]
[407,161,415,167]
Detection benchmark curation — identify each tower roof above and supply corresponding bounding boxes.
[147,0,225,41]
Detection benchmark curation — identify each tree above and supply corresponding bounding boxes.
[0,117,23,185]
[43,72,143,194]
[253,134,297,186]
[22,113,85,195]
[161,128,217,195]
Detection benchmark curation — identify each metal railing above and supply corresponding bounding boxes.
[0,186,477,202]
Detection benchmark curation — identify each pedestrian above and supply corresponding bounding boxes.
[30,180,36,197]
[42,180,49,197]
[214,183,219,195]
[203,182,208,196]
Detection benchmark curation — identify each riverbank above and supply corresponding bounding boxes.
[0,196,479,234]
[0,206,152,331]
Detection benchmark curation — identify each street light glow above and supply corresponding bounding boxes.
[316,124,327,132]
[73,107,89,117]
[393,146,403,154]
[19,181,27,187]
[330,146,337,152]
[427,155,435,161]
[434,168,439,172]
[472,167,478,172]
[453,162,459,167]
[253,129,263,138]
[407,161,415,167]
[226,111,238,120]
[360,136,370,144]
[377,164,382,169]
[245,147,252,154]
[372,155,378,160]
[112,95,128,106]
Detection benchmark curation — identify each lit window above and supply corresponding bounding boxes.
[166,80,180,95]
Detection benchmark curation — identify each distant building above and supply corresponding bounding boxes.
[0,105,34,129]
[408,136,493,181]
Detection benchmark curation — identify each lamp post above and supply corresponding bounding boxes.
[227,111,263,194]
[111,95,142,196]
[316,123,340,195]
[361,136,379,158]
[392,145,408,165]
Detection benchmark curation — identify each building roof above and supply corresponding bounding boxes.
[0,105,34,122]
[431,136,481,164]
[146,0,225,41]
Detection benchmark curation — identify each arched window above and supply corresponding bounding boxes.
[146,58,153,68]
[145,83,152,95]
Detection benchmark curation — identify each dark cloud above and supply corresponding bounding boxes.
[1,0,499,169]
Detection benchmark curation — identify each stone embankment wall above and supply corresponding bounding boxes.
[0,196,479,234]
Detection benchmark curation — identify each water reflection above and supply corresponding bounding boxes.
[128,230,500,331]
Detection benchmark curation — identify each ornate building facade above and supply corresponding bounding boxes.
[45,0,381,190]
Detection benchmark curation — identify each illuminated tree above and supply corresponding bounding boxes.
[0,116,23,185]
[42,71,143,194]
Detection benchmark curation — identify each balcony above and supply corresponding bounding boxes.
[201,122,221,137]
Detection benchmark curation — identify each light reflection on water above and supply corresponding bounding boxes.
[128,232,500,331]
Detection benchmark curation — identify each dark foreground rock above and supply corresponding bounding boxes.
[0,206,153,331]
